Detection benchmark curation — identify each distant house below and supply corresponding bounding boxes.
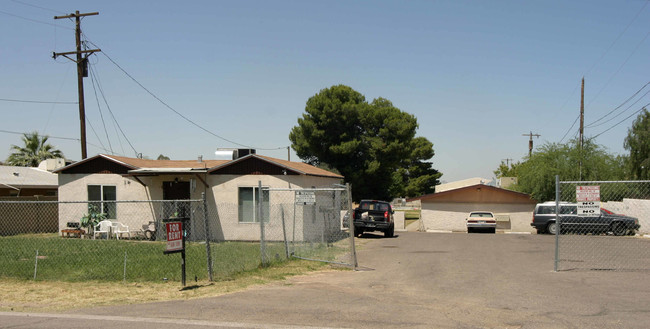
[0,165,58,197]
[54,152,344,241]
[409,183,537,233]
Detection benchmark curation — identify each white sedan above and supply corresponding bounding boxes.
[466,211,496,233]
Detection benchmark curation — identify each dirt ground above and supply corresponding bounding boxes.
[2,232,650,328]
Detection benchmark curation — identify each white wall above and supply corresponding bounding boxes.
[421,202,535,233]
[58,172,342,241]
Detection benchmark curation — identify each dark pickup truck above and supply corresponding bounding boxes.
[353,200,395,237]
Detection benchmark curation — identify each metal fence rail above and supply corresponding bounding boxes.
[0,185,357,282]
[556,180,650,271]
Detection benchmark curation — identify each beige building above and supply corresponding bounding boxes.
[409,184,537,233]
[55,153,344,241]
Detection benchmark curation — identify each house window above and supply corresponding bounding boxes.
[88,185,116,219]
[238,186,269,223]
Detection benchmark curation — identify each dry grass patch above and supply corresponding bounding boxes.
[0,260,348,312]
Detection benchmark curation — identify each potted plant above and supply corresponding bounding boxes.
[80,204,107,237]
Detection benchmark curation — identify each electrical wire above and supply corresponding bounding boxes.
[0,98,76,104]
[89,63,137,156]
[586,87,650,129]
[82,37,288,152]
[0,129,114,154]
[88,65,113,154]
[10,0,66,15]
[585,81,650,127]
[587,28,650,107]
[590,103,650,139]
[559,114,581,144]
[557,2,648,144]
[0,9,72,30]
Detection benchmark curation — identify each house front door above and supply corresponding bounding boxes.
[162,181,190,219]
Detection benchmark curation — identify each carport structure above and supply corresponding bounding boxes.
[409,184,537,233]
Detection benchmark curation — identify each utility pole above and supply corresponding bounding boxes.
[502,158,513,166]
[522,132,541,157]
[53,11,100,160]
[579,77,585,180]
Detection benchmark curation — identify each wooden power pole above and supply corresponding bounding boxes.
[522,132,541,157]
[53,11,101,160]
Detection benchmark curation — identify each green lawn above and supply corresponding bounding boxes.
[0,234,325,283]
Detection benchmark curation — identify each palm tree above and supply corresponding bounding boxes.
[6,132,64,167]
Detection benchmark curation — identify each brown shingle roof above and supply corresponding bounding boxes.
[57,154,343,179]
[103,154,227,169]
[255,155,343,179]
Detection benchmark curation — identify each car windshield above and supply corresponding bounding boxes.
[470,212,493,218]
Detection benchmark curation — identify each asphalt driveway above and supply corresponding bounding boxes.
[3,232,650,328]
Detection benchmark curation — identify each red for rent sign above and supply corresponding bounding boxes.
[166,222,183,252]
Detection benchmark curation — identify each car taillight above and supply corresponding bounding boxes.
[384,211,390,222]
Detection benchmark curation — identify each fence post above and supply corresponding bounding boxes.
[554,175,560,272]
[202,192,213,281]
[281,204,290,259]
[347,183,358,269]
[259,181,267,267]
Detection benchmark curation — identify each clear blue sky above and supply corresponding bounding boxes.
[2,0,649,183]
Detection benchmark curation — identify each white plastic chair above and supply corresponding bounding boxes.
[112,222,130,240]
[94,220,112,239]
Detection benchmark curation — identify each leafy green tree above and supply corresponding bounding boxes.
[511,139,626,202]
[624,108,650,179]
[6,132,64,167]
[157,154,170,160]
[289,85,441,201]
[493,160,522,178]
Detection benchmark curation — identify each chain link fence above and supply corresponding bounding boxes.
[262,185,355,267]
[0,184,357,282]
[556,180,650,271]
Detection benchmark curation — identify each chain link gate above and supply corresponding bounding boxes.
[260,184,356,268]
[555,179,650,271]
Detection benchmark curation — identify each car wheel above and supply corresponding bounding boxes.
[491,228,496,234]
[385,226,394,238]
[611,222,626,236]
[547,222,558,235]
[467,227,473,234]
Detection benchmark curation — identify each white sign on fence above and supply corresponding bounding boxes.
[295,191,316,205]
[576,186,600,216]
[577,201,600,216]
[576,186,600,202]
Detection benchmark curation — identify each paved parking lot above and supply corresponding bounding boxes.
[2,232,650,328]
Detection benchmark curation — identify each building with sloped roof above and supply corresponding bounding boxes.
[55,153,344,241]
[0,165,58,197]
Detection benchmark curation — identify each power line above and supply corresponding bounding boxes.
[82,37,287,151]
[583,0,648,79]
[585,81,650,128]
[10,0,66,15]
[0,9,72,30]
[559,114,580,144]
[88,62,138,156]
[586,87,650,129]
[0,98,77,104]
[590,103,650,139]
[0,129,115,155]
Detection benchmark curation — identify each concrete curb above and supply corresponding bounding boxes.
[426,230,454,233]
[504,232,532,235]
